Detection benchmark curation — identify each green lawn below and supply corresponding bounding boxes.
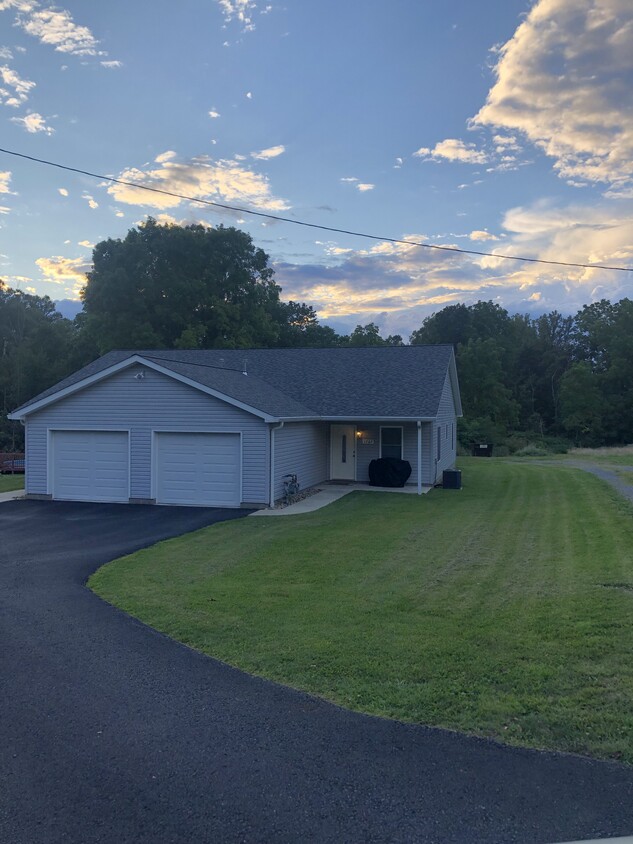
[90,459,633,763]
[0,474,24,493]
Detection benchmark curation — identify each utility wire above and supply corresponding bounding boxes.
[1,145,631,273]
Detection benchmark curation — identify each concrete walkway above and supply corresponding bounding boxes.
[0,488,24,503]
[251,481,431,516]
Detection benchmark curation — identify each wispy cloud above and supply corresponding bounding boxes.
[10,110,53,133]
[251,144,285,159]
[82,193,98,209]
[16,6,103,56]
[208,108,220,118]
[105,150,290,212]
[100,60,122,69]
[0,63,35,106]
[473,0,633,191]
[216,0,258,31]
[356,183,375,192]
[469,230,499,241]
[0,171,13,194]
[413,138,488,164]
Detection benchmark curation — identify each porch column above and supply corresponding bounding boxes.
[417,420,422,495]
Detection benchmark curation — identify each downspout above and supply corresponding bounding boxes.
[417,420,422,495]
[269,421,284,508]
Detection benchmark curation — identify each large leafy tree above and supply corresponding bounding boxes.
[81,219,285,352]
[0,282,74,449]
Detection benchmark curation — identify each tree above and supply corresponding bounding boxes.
[559,363,603,445]
[0,282,74,449]
[275,301,343,347]
[81,219,284,353]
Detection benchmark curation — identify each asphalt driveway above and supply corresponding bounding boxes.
[1,500,632,844]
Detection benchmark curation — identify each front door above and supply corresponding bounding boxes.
[330,424,356,480]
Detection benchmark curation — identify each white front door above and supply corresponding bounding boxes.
[330,424,356,480]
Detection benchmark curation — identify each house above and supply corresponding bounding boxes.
[8,346,462,508]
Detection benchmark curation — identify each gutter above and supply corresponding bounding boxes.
[417,421,422,495]
[269,421,284,508]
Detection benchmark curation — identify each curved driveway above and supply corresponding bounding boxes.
[1,499,632,844]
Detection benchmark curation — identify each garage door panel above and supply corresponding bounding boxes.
[155,433,240,507]
[52,431,129,503]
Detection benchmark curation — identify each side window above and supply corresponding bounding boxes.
[381,427,402,460]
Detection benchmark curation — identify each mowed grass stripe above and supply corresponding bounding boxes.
[90,459,633,762]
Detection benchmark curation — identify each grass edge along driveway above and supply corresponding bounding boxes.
[90,459,633,764]
[0,474,24,493]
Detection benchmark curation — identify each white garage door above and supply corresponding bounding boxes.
[52,430,129,503]
[155,432,241,507]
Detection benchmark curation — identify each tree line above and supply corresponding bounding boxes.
[1,219,630,451]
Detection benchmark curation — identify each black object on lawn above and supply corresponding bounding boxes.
[368,458,412,488]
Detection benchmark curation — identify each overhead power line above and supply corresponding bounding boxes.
[1,145,631,273]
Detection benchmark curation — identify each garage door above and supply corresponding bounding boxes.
[51,430,129,503]
[155,432,241,507]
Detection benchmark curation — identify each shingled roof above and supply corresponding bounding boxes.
[10,345,461,420]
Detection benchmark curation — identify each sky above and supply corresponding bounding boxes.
[1,0,633,339]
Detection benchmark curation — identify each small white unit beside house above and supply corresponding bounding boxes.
[8,346,462,508]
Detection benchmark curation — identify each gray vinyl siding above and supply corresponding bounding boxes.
[353,421,434,486]
[25,364,269,504]
[273,422,328,500]
[433,372,458,482]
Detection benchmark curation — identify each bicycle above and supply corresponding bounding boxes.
[282,473,300,504]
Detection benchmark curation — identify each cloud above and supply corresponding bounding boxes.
[208,109,220,119]
[414,138,488,164]
[82,193,98,209]
[35,255,90,284]
[246,91,252,99]
[251,144,285,159]
[473,0,633,190]
[340,176,358,183]
[0,171,13,194]
[100,60,122,68]
[10,111,53,133]
[16,6,102,56]
[356,183,375,192]
[469,230,499,241]
[216,0,258,31]
[273,199,633,337]
[0,63,35,105]
[105,152,290,212]
[77,239,94,248]
[58,187,68,196]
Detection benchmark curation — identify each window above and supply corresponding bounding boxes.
[341,434,347,463]
[381,427,402,460]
